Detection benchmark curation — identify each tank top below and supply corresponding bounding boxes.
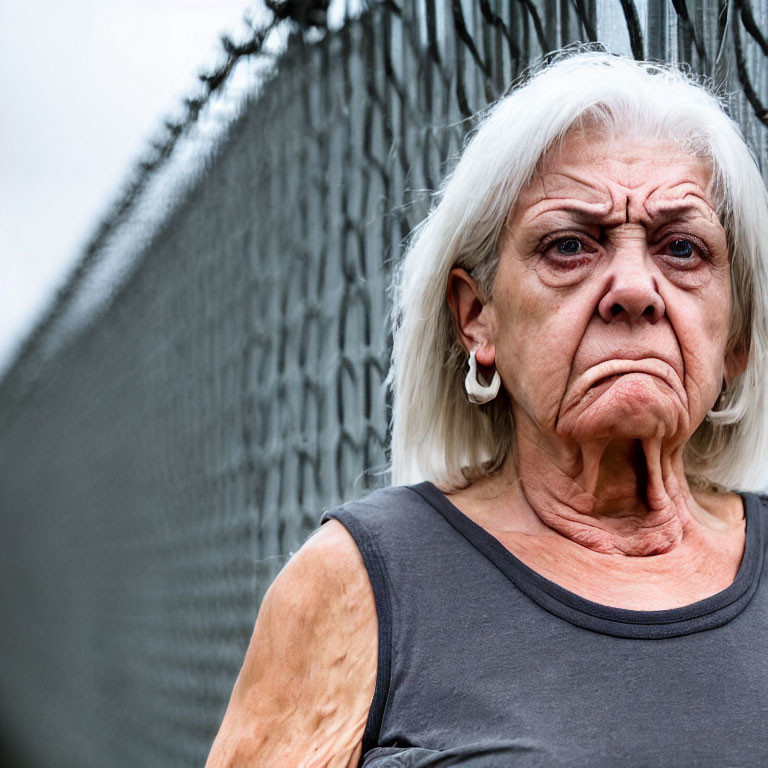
[321,482,768,767]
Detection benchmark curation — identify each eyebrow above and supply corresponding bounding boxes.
[519,201,615,228]
[520,198,717,230]
[643,199,719,228]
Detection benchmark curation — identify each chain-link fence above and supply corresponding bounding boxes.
[1,1,767,766]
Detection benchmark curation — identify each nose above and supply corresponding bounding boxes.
[597,249,665,325]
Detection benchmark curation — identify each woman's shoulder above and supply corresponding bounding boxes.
[321,482,438,527]
[205,519,377,766]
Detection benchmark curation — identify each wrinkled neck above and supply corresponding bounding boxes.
[511,419,693,556]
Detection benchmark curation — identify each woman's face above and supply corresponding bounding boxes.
[489,129,737,450]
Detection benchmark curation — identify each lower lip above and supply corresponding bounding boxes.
[589,370,668,393]
[589,374,622,394]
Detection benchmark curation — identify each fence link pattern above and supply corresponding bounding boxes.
[1,1,766,766]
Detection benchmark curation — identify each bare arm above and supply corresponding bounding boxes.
[205,520,378,768]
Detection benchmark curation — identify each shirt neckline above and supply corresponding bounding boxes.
[411,481,766,639]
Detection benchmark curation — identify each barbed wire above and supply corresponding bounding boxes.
[1,0,341,392]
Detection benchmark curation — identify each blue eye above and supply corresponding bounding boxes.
[556,238,583,255]
[668,239,694,258]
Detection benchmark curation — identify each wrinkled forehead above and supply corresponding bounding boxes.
[511,125,717,225]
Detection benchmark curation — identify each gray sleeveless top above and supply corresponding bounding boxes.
[321,482,768,767]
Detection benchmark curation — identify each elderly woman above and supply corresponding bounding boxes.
[207,51,768,766]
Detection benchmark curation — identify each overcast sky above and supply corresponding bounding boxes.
[0,0,257,377]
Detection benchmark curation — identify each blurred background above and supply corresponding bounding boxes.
[0,0,766,766]
[1,0,254,378]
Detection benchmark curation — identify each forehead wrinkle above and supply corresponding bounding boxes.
[514,195,723,240]
[536,166,613,201]
[513,169,615,228]
[516,142,717,232]
[612,156,662,190]
[640,183,718,226]
[518,200,621,229]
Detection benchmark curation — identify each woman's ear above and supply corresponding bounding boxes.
[446,268,495,366]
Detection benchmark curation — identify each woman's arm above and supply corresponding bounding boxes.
[205,520,378,768]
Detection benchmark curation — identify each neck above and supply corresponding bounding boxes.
[507,415,694,556]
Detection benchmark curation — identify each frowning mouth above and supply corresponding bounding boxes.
[576,358,686,404]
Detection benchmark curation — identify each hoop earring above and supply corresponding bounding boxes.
[464,348,501,405]
[706,376,740,425]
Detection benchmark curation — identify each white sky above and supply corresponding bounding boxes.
[0,0,257,378]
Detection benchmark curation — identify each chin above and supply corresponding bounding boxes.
[562,379,685,442]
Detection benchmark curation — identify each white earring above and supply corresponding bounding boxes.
[464,348,501,404]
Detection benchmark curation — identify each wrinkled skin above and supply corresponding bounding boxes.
[205,520,377,767]
[447,130,747,607]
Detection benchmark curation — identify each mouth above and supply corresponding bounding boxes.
[571,357,687,408]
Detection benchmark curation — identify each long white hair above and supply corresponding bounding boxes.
[388,50,768,492]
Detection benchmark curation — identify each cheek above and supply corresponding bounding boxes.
[673,292,732,408]
[492,278,589,423]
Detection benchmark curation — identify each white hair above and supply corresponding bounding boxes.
[388,50,768,492]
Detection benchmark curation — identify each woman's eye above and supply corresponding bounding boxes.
[538,234,596,273]
[555,238,583,255]
[667,238,695,259]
